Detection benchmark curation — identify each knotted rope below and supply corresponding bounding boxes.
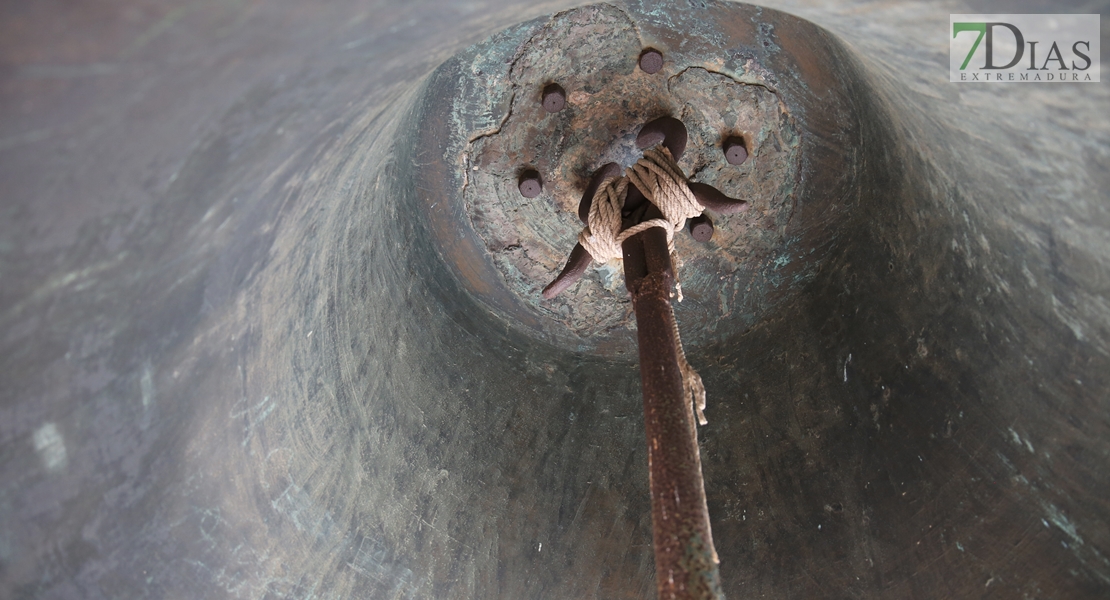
[577,147,705,281]
[575,146,708,425]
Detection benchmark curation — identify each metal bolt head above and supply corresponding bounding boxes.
[688,215,714,242]
[723,137,748,165]
[518,170,543,198]
[541,83,566,113]
[639,49,663,74]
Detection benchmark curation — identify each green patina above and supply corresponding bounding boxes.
[436,3,802,354]
[681,531,725,599]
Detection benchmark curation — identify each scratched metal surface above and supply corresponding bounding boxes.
[443,4,802,354]
[1,0,1108,599]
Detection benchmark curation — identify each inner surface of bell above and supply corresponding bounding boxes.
[455,5,800,352]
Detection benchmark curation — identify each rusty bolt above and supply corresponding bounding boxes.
[689,181,748,214]
[639,49,663,74]
[723,136,748,165]
[688,215,714,242]
[518,170,543,198]
[541,83,566,113]
[637,116,688,161]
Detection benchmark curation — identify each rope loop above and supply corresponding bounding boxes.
[625,146,705,238]
[576,146,704,266]
[577,176,627,263]
[572,145,708,424]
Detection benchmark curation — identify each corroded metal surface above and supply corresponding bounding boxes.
[2,0,1109,598]
[422,4,834,355]
[623,221,723,599]
[445,5,800,353]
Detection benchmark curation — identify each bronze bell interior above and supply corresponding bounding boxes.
[1,0,1107,598]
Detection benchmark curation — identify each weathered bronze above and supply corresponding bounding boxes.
[2,0,1108,598]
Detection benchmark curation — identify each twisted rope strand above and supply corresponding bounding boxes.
[625,146,705,303]
[577,147,704,265]
[573,146,708,425]
[670,304,708,426]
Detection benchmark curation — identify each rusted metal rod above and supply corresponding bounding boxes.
[545,115,725,594]
[543,162,621,299]
[623,203,723,600]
